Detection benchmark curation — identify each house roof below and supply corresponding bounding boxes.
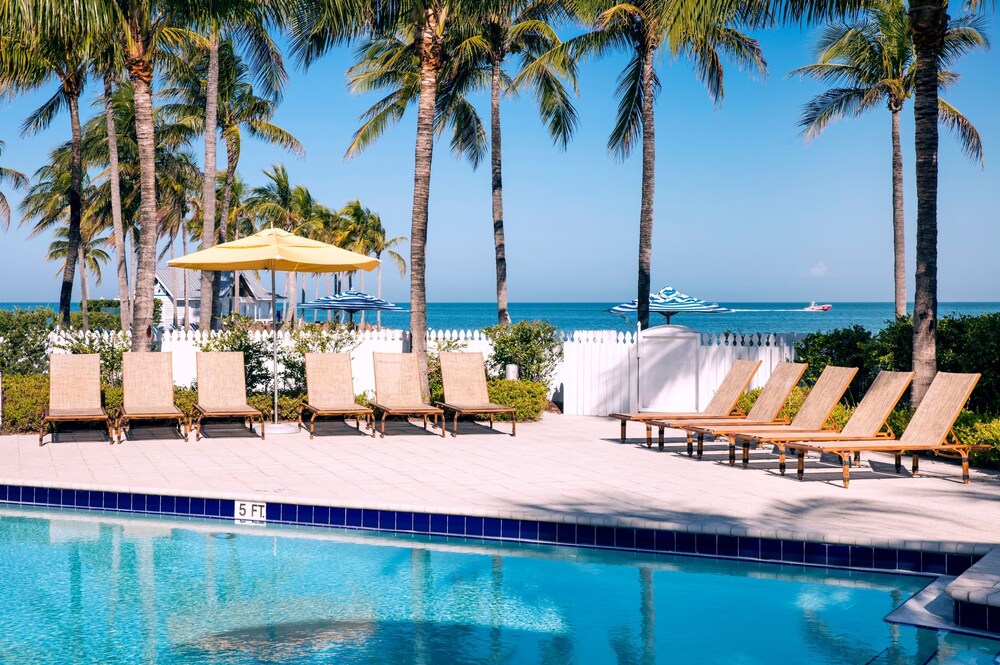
[155,268,285,301]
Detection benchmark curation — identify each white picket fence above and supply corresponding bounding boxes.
[44,327,804,417]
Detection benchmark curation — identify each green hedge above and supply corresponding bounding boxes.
[486,379,549,421]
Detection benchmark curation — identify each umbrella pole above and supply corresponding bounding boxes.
[272,269,279,425]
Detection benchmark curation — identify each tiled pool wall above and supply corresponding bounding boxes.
[0,483,982,577]
[954,600,1000,633]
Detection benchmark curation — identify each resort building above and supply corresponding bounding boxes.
[154,268,285,327]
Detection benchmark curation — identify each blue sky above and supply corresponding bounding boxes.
[1,18,998,304]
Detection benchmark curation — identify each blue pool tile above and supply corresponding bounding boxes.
[22,486,36,504]
[174,497,190,515]
[850,546,874,569]
[760,539,782,562]
[447,516,466,536]
[430,514,448,535]
[204,499,220,518]
[635,529,655,552]
[0,485,8,501]
[655,531,676,553]
[897,549,920,572]
[804,542,827,566]
[49,488,63,505]
[536,522,558,543]
[33,487,48,505]
[695,533,716,556]
[329,507,346,527]
[676,532,697,554]
[107,492,123,510]
[616,528,636,550]
[412,513,429,533]
[465,517,484,537]
[89,491,104,508]
[130,493,145,511]
[577,525,596,547]
[921,552,947,575]
[395,511,412,532]
[873,548,897,570]
[362,509,379,529]
[312,506,329,525]
[296,504,312,524]
[595,526,615,548]
[147,495,162,513]
[782,541,805,564]
[827,545,850,567]
[265,503,282,521]
[552,523,572,545]
[989,607,1000,633]
[947,554,973,577]
[7,486,20,503]
[219,500,234,519]
[520,521,540,542]
[483,518,501,538]
[345,508,363,528]
[500,519,519,540]
[956,601,989,632]
[158,495,173,514]
[377,510,395,530]
[280,504,297,522]
[738,537,760,560]
[717,535,738,557]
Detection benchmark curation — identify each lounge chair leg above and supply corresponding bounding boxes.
[423,415,428,430]
[962,452,970,484]
[686,431,693,457]
[195,416,203,441]
[853,451,861,467]
[489,414,493,429]
[742,441,750,469]
[380,413,386,438]
[894,454,901,473]
[697,433,704,460]
[452,413,459,438]
[646,423,652,448]
[620,419,626,443]
[778,446,786,475]
[260,418,265,441]
[511,419,516,437]
[39,422,45,447]
[729,442,736,466]
[797,451,805,480]
[369,414,376,438]
[912,454,919,477]
[842,456,851,489]
[440,415,446,438]
[310,412,318,440]
[181,419,188,442]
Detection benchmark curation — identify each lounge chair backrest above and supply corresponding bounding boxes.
[196,352,248,409]
[899,372,980,446]
[789,365,858,429]
[440,352,490,405]
[373,353,423,406]
[702,360,762,415]
[306,353,355,406]
[841,370,914,437]
[744,362,808,422]
[49,354,102,412]
[123,352,175,411]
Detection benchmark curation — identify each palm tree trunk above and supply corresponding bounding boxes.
[104,73,131,333]
[201,27,220,331]
[410,19,442,397]
[359,271,365,326]
[79,245,90,332]
[171,242,178,328]
[182,233,190,330]
[60,89,85,329]
[491,59,511,326]
[218,136,239,317]
[908,0,947,406]
[891,107,906,319]
[129,66,159,351]
[376,263,382,329]
[637,46,656,331]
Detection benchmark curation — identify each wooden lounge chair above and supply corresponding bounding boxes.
[649,361,808,455]
[680,365,858,467]
[118,352,187,444]
[298,352,374,439]
[786,372,986,488]
[609,359,762,447]
[40,354,113,446]
[371,352,444,438]
[193,352,264,441]
[730,370,914,474]
[435,352,516,437]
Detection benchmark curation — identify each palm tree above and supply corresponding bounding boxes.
[791,0,986,320]
[456,0,578,324]
[338,199,407,327]
[0,141,28,229]
[291,0,483,396]
[561,0,767,330]
[0,9,97,327]
[47,222,111,332]
[163,38,302,326]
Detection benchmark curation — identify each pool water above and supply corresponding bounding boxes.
[0,507,997,664]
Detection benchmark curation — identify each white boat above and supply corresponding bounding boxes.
[804,302,832,312]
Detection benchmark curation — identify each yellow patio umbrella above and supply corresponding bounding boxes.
[168,227,379,428]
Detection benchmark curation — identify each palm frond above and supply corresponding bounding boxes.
[938,98,984,168]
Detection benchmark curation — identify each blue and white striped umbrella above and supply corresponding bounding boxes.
[298,290,404,314]
[610,286,732,324]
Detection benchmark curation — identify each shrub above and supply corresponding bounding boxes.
[737,386,810,423]
[794,325,876,402]
[1,374,49,433]
[487,380,549,421]
[482,320,563,387]
[0,308,55,375]
[248,393,305,421]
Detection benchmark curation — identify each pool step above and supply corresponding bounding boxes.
[947,547,1000,635]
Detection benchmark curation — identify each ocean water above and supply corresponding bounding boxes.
[2,506,998,664]
[4,301,999,335]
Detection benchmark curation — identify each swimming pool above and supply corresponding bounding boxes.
[0,506,996,664]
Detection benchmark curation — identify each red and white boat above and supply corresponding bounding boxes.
[804,302,832,312]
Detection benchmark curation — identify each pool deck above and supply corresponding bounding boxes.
[2,414,999,553]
